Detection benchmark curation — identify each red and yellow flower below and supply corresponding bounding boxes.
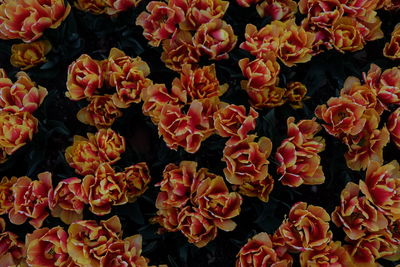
[171,0,229,30]
[100,235,148,267]
[284,81,308,109]
[177,206,218,248]
[77,95,123,128]
[300,241,355,267]
[26,226,73,267]
[384,23,400,60]
[0,219,25,267]
[67,216,122,266]
[360,160,400,220]
[136,1,185,47]
[256,0,297,21]
[66,54,104,101]
[94,128,125,164]
[213,103,258,142]
[388,108,400,148]
[0,0,71,42]
[49,177,88,224]
[0,111,38,155]
[0,176,17,215]
[124,162,152,202]
[172,64,228,103]
[236,232,293,267]
[331,17,365,52]
[332,182,388,240]
[161,30,199,72]
[104,48,152,108]
[274,202,332,251]
[245,84,287,109]
[239,57,280,89]
[0,71,48,113]
[299,0,343,28]
[276,117,325,187]
[237,174,275,202]
[9,172,53,229]
[83,163,128,215]
[193,19,237,60]
[10,40,52,70]
[236,0,262,8]
[223,135,272,185]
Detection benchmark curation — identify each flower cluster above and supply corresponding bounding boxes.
[136,0,236,72]
[332,161,400,265]
[0,215,155,266]
[64,128,151,217]
[316,63,399,170]
[67,48,151,128]
[75,0,141,15]
[239,19,312,109]
[0,69,47,163]
[275,117,325,187]
[237,202,358,267]
[0,0,71,42]
[152,161,242,247]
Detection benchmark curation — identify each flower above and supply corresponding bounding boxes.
[66,54,104,101]
[151,207,180,232]
[158,99,216,153]
[67,216,122,266]
[213,104,258,142]
[239,57,280,89]
[315,96,367,137]
[277,19,315,67]
[77,95,123,128]
[332,17,365,52]
[276,117,325,187]
[26,226,73,267]
[239,23,283,58]
[384,24,400,59]
[124,162,152,202]
[94,128,126,164]
[9,172,53,228]
[136,1,185,47]
[100,235,148,267]
[193,19,237,60]
[236,0,262,8]
[300,241,355,267]
[171,64,228,103]
[360,160,400,221]
[275,202,332,251]
[298,0,343,28]
[0,176,17,215]
[0,224,25,267]
[245,84,287,109]
[344,230,399,265]
[0,0,71,42]
[104,48,152,108]
[223,135,272,185]
[49,177,88,224]
[156,161,198,209]
[74,0,108,14]
[193,175,242,231]
[237,174,275,202]
[172,0,229,30]
[10,40,52,70]
[82,163,128,215]
[256,0,298,21]
[284,81,308,109]
[0,111,38,155]
[332,182,388,240]
[236,232,293,267]
[65,134,101,176]
[177,206,218,248]
[388,108,400,149]
[103,0,141,15]
[0,71,48,113]
[161,30,199,72]
[342,121,390,171]
[141,83,183,124]
[377,67,400,105]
